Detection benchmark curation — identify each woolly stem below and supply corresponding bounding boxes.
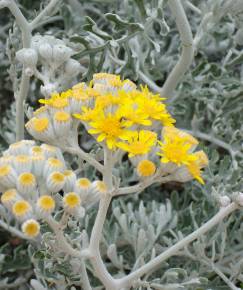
[87,148,118,289]
[161,0,194,98]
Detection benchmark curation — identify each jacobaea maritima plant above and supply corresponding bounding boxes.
[0,72,242,290]
[0,0,243,289]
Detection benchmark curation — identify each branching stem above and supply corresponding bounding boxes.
[0,0,61,141]
[117,203,238,288]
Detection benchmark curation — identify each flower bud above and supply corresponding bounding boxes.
[64,59,81,76]
[52,45,73,66]
[234,192,243,206]
[40,83,57,97]
[38,43,53,62]
[16,48,38,68]
[219,196,231,207]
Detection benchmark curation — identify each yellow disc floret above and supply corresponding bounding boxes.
[18,172,36,186]
[77,178,91,188]
[32,118,49,132]
[50,172,65,183]
[63,192,81,209]
[22,219,40,237]
[54,111,70,122]
[12,200,31,217]
[0,165,11,177]
[137,160,156,177]
[37,195,55,212]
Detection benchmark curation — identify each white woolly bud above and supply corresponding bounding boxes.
[16,48,38,68]
[25,68,34,76]
[40,83,57,97]
[38,43,53,62]
[219,195,231,207]
[52,45,73,66]
[235,28,243,46]
[235,192,243,206]
[64,59,82,76]
[0,1,8,9]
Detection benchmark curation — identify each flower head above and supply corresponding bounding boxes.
[158,127,208,183]
[88,110,131,149]
[63,192,81,210]
[12,200,31,218]
[22,219,40,237]
[117,130,157,157]
[37,195,55,213]
[137,160,156,177]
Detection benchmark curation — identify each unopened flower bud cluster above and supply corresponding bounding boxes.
[0,140,107,238]
[16,35,82,96]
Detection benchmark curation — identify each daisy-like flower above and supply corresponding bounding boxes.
[158,127,208,183]
[73,106,100,122]
[46,171,65,192]
[12,200,32,219]
[186,151,209,184]
[88,110,131,149]
[39,94,71,112]
[22,219,40,238]
[17,172,36,194]
[137,160,156,177]
[118,103,152,127]
[158,130,197,166]
[136,97,175,126]
[63,192,81,211]
[37,195,55,213]
[117,130,157,157]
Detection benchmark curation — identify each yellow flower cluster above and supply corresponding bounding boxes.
[25,73,208,184]
[26,73,174,152]
[158,127,208,184]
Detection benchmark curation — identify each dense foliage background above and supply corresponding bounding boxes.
[0,0,242,289]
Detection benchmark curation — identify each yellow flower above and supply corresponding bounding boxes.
[187,151,209,184]
[117,130,157,157]
[158,127,208,184]
[118,103,152,127]
[137,97,175,126]
[88,110,131,149]
[162,126,198,147]
[73,106,100,122]
[158,135,196,166]
[137,160,156,177]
